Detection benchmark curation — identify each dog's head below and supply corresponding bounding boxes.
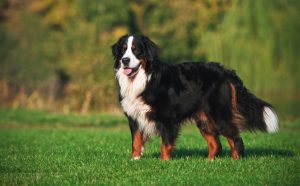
[112,35,159,77]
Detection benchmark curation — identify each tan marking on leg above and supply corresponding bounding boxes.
[200,130,219,160]
[196,111,221,160]
[132,131,143,158]
[226,137,239,159]
[161,143,174,160]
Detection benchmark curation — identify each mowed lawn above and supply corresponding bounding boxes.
[0,109,299,185]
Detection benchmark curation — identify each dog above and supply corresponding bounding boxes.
[111,34,278,160]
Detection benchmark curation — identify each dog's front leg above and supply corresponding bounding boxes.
[160,126,179,160]
[132,130,143,160]
[127,116,143,160]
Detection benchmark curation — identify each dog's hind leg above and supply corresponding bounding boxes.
[195,112,222,160]
[225,83,245,159]
[208,82,245,159]
[199,130,222,160]
[210,113,245,159]
[226,135,244,159]
[211,114,245,159]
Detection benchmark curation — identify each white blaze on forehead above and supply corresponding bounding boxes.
[126,36,134,53]
[122,36,140,68]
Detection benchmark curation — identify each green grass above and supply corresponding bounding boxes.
[0,109,299,185]
[0,109,127,128]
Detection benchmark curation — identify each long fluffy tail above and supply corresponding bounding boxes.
[263,106,279,133]
[226,70,279,133]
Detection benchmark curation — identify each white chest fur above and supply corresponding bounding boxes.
[116,68,157,136]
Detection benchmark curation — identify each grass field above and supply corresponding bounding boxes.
[0,109,299,185]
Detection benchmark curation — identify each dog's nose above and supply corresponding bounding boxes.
[122,57,130,66]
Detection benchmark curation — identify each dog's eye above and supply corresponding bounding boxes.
[132,47,140,53]
[121,44,127,53]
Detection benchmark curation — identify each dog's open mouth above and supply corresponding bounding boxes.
[123,64,141,77]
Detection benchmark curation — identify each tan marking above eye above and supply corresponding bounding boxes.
[122,44,127,49]
[131,44,136,50]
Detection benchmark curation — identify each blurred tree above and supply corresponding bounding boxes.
[202,0,300,96]
[0,0,299,113]
[128,0,231,62]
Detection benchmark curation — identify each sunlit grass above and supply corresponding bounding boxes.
[0,109,127,128]
[0,109,299,185]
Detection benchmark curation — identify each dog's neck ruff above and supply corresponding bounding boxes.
[116,66,148,98]
[116,68,156,136]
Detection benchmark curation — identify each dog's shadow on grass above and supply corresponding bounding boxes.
[150,148,294,159]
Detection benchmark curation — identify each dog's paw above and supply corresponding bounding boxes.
[131,156,141,160]
[141,147,144,155]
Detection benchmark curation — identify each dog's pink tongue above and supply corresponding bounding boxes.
[123,68,132,76]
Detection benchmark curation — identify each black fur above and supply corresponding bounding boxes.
[112,35,278,160]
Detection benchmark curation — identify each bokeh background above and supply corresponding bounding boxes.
[0,0,299,120]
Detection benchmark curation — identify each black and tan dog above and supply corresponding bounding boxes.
[112,35,278,160]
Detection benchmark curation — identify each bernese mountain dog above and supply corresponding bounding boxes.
[112,34,278,160]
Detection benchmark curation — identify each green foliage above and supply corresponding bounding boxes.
[0,0,299,112]
[202,0,300,95]
[0,109,299,185]
[131,0,231,62]
[0,15,58,87]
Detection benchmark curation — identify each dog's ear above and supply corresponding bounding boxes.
[141,35,159,62]
[111,42,119,60]
[111,35,128,60]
